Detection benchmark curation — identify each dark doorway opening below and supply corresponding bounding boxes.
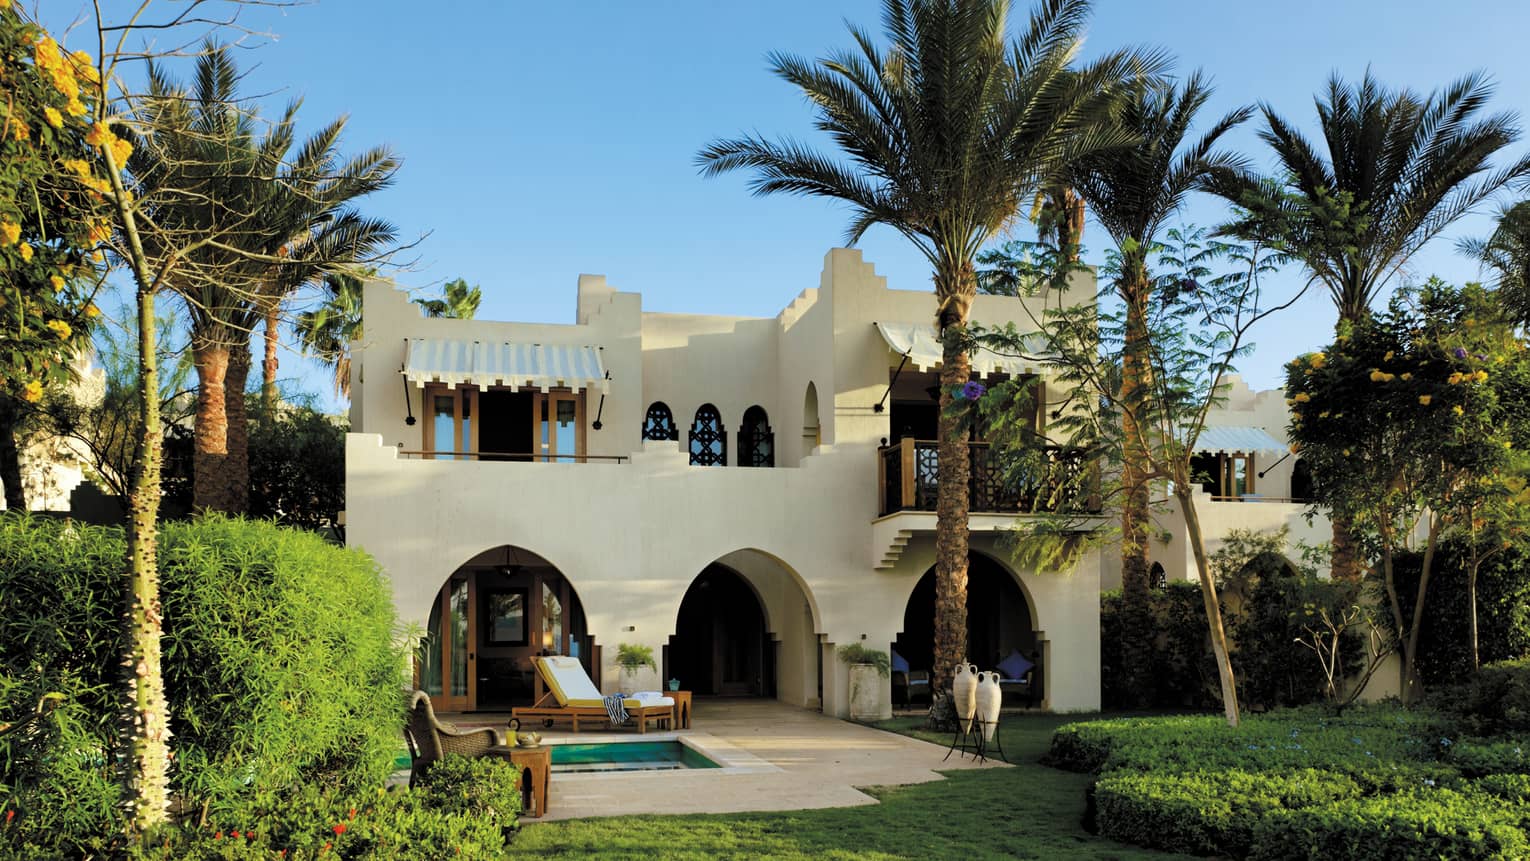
[668,565,773,696]
[894,554,1037,692]
[478,391,533,461]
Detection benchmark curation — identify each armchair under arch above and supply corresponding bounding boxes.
[689,404,727,466]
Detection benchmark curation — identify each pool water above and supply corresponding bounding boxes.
[549,741,721,773]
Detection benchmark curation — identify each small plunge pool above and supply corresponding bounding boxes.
[549,741,722,773]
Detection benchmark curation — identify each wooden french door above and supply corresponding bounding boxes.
[433,576,478,712]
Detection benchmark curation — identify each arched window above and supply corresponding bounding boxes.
[642,401,679,441]
[739,406,775,467]
[1149,562,1167,589]
[689,404,727,466]
[802,382,821,457]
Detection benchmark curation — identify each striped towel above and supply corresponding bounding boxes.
[603,693,629,726]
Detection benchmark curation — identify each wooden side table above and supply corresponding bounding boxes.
[489,745,550,818]
[667,690,692,730]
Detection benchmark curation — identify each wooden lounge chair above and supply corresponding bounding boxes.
[511,656,674,733]
[403,690,507,787]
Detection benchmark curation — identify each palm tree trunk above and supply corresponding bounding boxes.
[1330,517,1364,583]
[1178,485,1240,726]
[1118,283,1155,707]
[931,274,975,700]
[261,302,279,415]
[191,338,233,513]
[225,343,252,514]
[0,397,25,511]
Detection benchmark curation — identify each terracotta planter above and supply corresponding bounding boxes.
[848,664,885,721]
[952,662,978,733]
[975,671,1002,742]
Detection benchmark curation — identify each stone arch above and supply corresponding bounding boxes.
[418,543,596,712]
[666,548,824,708]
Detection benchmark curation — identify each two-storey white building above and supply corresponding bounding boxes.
[344,246,1360,718]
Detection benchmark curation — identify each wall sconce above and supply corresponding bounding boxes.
[542,631,554,651]
[624,625,636,632]
[400,365,416,426]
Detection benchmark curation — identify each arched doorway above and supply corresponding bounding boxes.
[802,382,821,458]
[669,565,772,696]
[417,545,594,712]
[893,553,1040,706]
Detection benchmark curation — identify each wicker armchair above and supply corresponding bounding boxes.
[403,690,507,786]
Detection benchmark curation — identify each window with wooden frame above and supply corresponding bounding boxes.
[422,384,586,462]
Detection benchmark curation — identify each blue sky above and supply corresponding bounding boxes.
[50,1,1530,407]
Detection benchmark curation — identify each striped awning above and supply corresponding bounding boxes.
[874,322,1051,376]
[402,338,609,392]
[1194,425,1287,454]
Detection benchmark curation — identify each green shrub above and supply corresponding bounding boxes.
[1431,658,1530,736]
[0,513,407,856]
[1250,789,1530,861]
[1391,541,1530,686]
[1101,584,1218,709]
[135,755,521,860]
[1447,739,1530,777]
[1095,768,1359,857]
[1475,774,1530,803]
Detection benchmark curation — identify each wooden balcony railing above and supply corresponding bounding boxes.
[397,450,629,463]
[877,439,1098,517]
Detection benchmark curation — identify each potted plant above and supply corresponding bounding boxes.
[837,643,890,722]
[616,643,657,690]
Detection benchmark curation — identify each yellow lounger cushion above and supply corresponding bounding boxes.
[535,656,674,708]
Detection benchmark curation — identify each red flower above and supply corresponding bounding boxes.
[277,851,286,858]
[4,810,13,825]
[332,823,346,835]
[321,841,332,854]
[214,831,223,841]
[231,831,242,839]
[348,808,357,820]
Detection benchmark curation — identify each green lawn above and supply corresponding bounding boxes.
[506,712,1184,860]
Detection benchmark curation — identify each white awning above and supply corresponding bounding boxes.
[402,338,609,392]
[1193,426,1287,454]
[874,322,1051,376]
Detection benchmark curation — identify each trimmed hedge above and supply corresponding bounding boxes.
[1250,789,1530,861]
[0,513,409,856]
[1095,769,1359,857]
[1049,705,1530,859]
[1432,658,1530,737]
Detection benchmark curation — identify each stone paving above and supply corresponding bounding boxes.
[443,698,1006,821]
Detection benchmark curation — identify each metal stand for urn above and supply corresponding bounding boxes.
[943,718,1007,765]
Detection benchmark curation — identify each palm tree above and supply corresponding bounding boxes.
[132,43,396,512]
[414,277,482,319]
[256,129,398,414]
[1210,70,1530,581]
[1062,72,1250,714]
[1460,200,1530,324]
[296,270,366,400]
[699,0,1160,697]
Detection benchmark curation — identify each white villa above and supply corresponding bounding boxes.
[345,248,1329,719]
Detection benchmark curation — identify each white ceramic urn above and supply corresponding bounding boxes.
[952,662,978,732]
[975,670,1002,742]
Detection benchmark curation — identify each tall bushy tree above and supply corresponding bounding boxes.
[1212,71,1530,581]
[699,0,1160,696]
[1285,281,1530,701]
[0,15,109,510]
[1460,200,1530,326]
[414,276,481,319]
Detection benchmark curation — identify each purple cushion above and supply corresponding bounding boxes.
[997,650,1033,681]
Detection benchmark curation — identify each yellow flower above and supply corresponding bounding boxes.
[0,221,19,246]
[87,221,110,244]
[84,303,99,318]
[1293,392,1311,403]
[0,0,12,11]
[1475,370,1489,383]
[1453,405,1465,416]
[1418,395,1432,406]
[18,243,32,262]
[21,381,43,403]
[49,275,65,291]
[9,119,27,141]
[1319,411,1331,419]
[1384,350,1395,361]
[1369,369,1385,382]
[43,106,63,128]
[107,135,132,166]
[1448,372,1464,385]
[1309,352,1326,369]
[34,37,61,71]
[1342,448,1352,457]
[1400,373,1412,381]
[64,97,86,118]
[63,159,91,178]
[84,122,110,148]
[46,320,72,340]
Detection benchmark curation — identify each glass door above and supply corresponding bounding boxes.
[536,391,582,462]
[431,577,477,712]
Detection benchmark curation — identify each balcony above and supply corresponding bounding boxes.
[877,439,1097,517]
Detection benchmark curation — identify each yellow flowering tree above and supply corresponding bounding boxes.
[0,7,108,509]
[1284,280,1530,701]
